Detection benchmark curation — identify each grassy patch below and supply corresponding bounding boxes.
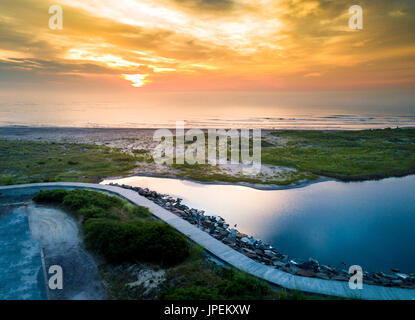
[33,189,190,266]
[0,139,138,185]
[160,244,323,300]
[262,128,415,181]
[169,128,415,184]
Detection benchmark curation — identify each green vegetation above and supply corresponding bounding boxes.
[3,128,412,187]
[262,128,415,181]
[162,263,275,300]
[174,164,315,185]
[0,139,138,185]
[84,220,189,265]
[160,244,321,300]
[167,128,415,184]
[33,189,190,266]
[132,149,153,163]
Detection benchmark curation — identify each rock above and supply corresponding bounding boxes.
[240,237,250,244]
[315,272,330,280]
[331,275,348,281]
[297,261,314,271]
[309,257,319,265]
[236,232,247,239]
[218,230,228,237]
[242,248,257,259]
[295,269,317,278]
[287,263,300,274]
[396,273,409,280]
[264,250,277,258]
[272,261,286,268]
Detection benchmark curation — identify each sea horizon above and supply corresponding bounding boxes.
[2,110,415,130]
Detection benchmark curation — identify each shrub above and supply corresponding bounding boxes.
[83,219,142,262]
[33,189,191,266]
[215,268,270,300]
[161,267,272,300]
[138,222,190,266]
[62,189,122,211]
[125,204,151,219]
[83,219,190,266]
[78,205,120,221]
[33,189,69,204]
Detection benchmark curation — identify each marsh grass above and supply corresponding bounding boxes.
[262,128,415,180]
[0,139,137,185]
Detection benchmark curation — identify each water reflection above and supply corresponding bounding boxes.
[102,175,415,273]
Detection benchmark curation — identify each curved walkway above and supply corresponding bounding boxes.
[1,182,414,300]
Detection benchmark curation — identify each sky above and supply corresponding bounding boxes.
[0,0,414,122]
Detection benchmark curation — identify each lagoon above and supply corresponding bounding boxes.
[102,175,415,273]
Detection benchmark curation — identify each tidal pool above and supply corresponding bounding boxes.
[102,175,415,273]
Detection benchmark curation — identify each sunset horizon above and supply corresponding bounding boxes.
[1,0,414,111]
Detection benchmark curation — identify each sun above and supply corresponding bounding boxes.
[121,74,149,87]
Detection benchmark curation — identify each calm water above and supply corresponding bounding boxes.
[103,175,415,273]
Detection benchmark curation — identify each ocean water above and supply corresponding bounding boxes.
[1,91,414,129]
[103,175,415,273]
[0,207,47,300]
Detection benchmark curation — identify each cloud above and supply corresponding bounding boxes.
[304,72,321,77]
[0,0,414,90]
[389,10,406,17]
[171,0,235,12]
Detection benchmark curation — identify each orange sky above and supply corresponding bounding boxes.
[0,0,414,94]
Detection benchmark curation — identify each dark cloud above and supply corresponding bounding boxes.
[171,0,235,11]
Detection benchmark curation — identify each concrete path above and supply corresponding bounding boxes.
[1,182,414,300]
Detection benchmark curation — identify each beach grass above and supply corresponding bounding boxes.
[2,128,414,187]
[262,128,415,181]
[0,139,137,185]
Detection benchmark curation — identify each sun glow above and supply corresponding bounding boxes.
[121,73,149,87]
[66,49,141,69]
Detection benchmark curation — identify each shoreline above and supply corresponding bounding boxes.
[1,125,415,131]
[101,173,335,191]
